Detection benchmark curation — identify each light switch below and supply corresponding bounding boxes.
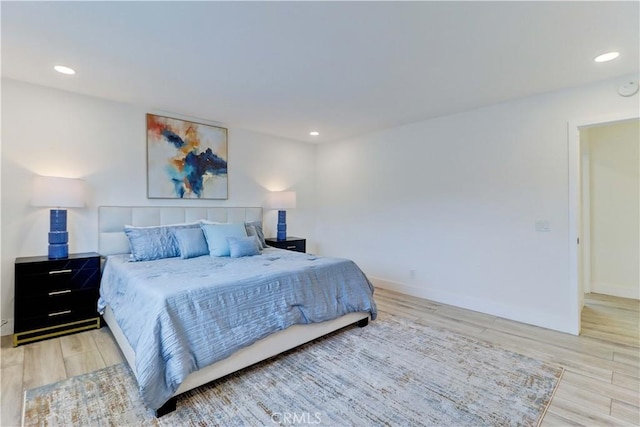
[535,220,551,232]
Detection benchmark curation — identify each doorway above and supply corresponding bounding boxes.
[568,112,639,335]
[581,119,639,299]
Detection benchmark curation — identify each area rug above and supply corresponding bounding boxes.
[23,313,562,426]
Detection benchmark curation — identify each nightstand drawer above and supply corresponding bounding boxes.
[282,241,305,252]
[16,307,99,332]
[265,237,306,253]
[15,289,99,322]
[15,256,99,276]
[15,256,100,297]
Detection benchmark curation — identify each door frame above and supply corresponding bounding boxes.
[568,111,639,334]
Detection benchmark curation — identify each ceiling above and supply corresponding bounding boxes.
[2,1,638,143]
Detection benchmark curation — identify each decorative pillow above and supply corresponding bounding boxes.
[245,224,265,249]
[245,221,266,249]
[227,236,261,258]
[201,223,248,257]
[173,228,209,259]
[124,222,200,261]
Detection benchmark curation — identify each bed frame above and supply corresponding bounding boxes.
[98,206,370,416]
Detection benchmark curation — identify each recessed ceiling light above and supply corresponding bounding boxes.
[594,52,619,63]
[54,65,76,75]
[309,131,319,136]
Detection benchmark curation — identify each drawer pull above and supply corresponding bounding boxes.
[48,310,71,317]
[49,269,72,275]
[48,290,72,296]
[287,246,297,249]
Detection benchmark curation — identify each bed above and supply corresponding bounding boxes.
[97,206,377,416]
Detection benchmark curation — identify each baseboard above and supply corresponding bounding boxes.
[1,318,14,336]
[370,277,579,335]
[591,282,639,300]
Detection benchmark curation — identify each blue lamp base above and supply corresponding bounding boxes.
[48,209,69,259]
[277,210,287,241]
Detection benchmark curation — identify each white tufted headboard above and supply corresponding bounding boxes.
[98,206,262,256]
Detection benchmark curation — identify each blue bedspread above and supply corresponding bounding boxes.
[98,248,377,410]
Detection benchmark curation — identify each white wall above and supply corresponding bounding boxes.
[1,78,317,334]
[585,120,639,299]
[316,74,639,334]
[3,75,638,337]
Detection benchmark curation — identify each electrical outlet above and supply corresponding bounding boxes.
[409,269,416,279]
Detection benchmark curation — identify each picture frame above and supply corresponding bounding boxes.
[147,113,228,199]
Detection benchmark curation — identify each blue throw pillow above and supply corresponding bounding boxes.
[124,226,175,261]
[244,221,266,249]
[124,223,200,261]
[227,236,261,258]
[201,223,248,257]
[173,228,209,259]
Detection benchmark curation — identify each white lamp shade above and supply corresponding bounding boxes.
[32,176,85,208]
[265,191,296,210]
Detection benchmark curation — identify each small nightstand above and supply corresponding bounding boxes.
[265,237,306,253]
[14,252,101,347]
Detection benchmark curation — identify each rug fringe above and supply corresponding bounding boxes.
[21,389,27,427]
[537,367,565,427]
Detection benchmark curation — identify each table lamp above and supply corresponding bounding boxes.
[265,191,296,241]
[31,175,85,259]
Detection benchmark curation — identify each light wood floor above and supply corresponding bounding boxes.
[1,290,638,426]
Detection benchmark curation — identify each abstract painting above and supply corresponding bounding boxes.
[147,114,228,199]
